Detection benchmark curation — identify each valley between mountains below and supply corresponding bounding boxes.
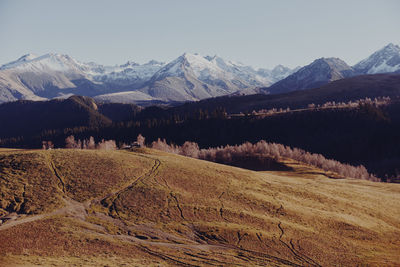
[0,148,399,266]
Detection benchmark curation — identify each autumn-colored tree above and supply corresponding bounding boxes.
[137,134,145,147]
[150,136,379,181]
[65,135,79,149]
[96,139,117,150]
[42,141,54,150]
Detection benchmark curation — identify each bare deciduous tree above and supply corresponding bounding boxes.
[137,134,145,147]
[150,137,379,181]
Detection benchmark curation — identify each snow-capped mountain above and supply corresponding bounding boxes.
[354,43,400,74]
[263,43,400,95]
[257,65,300,84]
[264,58,355,94]
[0,53,91,102]
[135,53,299,101]
[0,53,167,102]
[88,60,165,87]
[2,43,399,104]
[0,53,39,69]
[0,53,89,75]
[136,53,263,101]
[204,55,272,86]
[0,51,293,104]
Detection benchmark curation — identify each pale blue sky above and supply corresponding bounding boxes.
[0,0,399,69]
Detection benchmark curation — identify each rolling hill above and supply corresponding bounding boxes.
[0,96,142,140]
[169,73,400,114]
[0,96,111,139]
[0,148,399,266]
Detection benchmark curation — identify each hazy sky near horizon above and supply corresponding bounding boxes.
[0,0,399,69]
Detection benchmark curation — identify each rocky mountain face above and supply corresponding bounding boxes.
[1,43,399,103]
[262,43,400,95]
[354,43,400,74]
[0,53,294,104]
[264,58,355,94]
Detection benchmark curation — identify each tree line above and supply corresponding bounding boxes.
[149,137,379,181]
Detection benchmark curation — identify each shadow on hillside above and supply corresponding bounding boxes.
[216,156,294,172]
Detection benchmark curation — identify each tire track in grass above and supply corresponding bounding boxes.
[101,159,161,218]
[278,222,321,267]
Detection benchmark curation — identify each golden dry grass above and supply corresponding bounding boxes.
[0,148,399,266]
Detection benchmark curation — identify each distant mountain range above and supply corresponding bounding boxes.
[0,52,296,104]
[262,43,400,94]
[0,43,399,104]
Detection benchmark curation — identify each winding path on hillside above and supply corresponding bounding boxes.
[0,151,315,266]
[0,154,159,231]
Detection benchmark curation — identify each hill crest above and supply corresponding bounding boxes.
[0,148,399,266]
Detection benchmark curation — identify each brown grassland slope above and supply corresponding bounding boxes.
[0,148,399,266]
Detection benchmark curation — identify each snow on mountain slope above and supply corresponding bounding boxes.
[94,90,158,103]
[3,44,399,104]
[0,53,39,69]
[151,53,235,81]
[0,53,165,85]
[89,60,165,86]
[205,55,273,86]
[139,53,257,101]
[0,52,296,103]
[0,54,167,102]
[0,54,89,101]
[1,53,88,75]
[354,43,400,74]
[265,65,300,82]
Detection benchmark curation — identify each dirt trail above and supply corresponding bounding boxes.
[0,153,305,266]
[277,222,321,267]
[0,198,86,231]
[0,155,160,233]
[100,158,161,217]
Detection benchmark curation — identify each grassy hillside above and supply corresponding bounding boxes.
[0,148,399,266]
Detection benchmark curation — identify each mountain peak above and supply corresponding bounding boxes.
[1,53,38,69]
[180,52,204,61]
[383,43,400,51]
[313,57,345,64]
[266,57,354,94]
[272,64,290,72]
[120,61,140,68]
[309,57,351,72]
[145,60,164,65]
[18,53,38,61]
[354,43,400,74]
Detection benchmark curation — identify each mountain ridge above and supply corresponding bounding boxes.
[262,43,400,94]
[264,57,356,94]
[0,52,297,104]
[354,43,400,74]
[1,43,400,104]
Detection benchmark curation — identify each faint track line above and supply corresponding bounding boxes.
[101,159,161,218]
[278,222,321,267]
[47,154,66,194]
[170,193,185,220]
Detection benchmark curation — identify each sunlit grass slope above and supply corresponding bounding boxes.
[0,148,399,266]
